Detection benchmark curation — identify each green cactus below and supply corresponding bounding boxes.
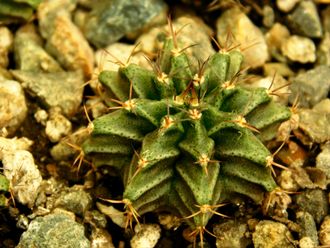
[82,24,291,243]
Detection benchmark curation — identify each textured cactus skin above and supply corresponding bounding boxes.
[82,35,291,232]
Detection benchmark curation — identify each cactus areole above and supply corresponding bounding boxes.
[82,28,291,240]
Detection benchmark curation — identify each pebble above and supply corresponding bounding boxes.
[216,7,269,68]
[252,220,295,248]
[317,142,330,182]
[84,210,107,229]
[296,211,318,246]
[281,35,316,63]
[323,6,330,33]
[34,108,49,126]
[276,0,300,12]
[262,5,275,28]
[54,185,92,216]
[319,215,330,245]
[11,70,84,117]
[298,100,330,143]
[288,0,323,38]
[213,220,251,248]
[131,224,161,248]
[45,108,72,143]
[295,189,328,224]
[2,150,42,208]
[90,227,115,248]
[14,24,63,72]
[17,211,90,248]
[0,137,33,159]
[263,63,294,78]
[96,202,126,228]
[83,0,167,48]
[0,26,13,68]
[317,32,330,66]
[38,0,94,77]
[265,23,290,61]
[0,80,28,136]
[289,66,330,108]
[299,237,317,248]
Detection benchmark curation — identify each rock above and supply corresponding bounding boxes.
[34,108,48,126]
[83,0,167,48]
[252,220,295,248]
[17,211,90,248]
[54,185,92,216]
[323,6,330,33]
[317,32,330,66]
[296,211,318,246]
[14,24,63,72]
[276,0,300,12]
[131,224,161,248]
[84,210,107,229]
[0,0,40,24]
[298,100,330,143]
[316,142,330,182]
[216,7,269,68]
[295,189,328,224]
[288,0,323,38]
[262,5,275,28]
[289,66,330,108]
[319,215,330,245]
[0,137,33,159]
[158,213,181,230]
[2,150,42,208]
[38,0,94,77]
[90,227,115,248]
[96,202,126,228]
[45,108,72,143]
[281,35,316,63]
[0,26,13,68]
[299,237,317,248]
[265,23,290,61]
[263,63,294,78]
[11,70,84,117]
[213,220,251,248]
[0,80,28,135]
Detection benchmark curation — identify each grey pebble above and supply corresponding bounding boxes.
[17,211,90,248]
[288,0,323,38]
[11,70,84,117]
[289,65,330,108]
[213,220,251,248]
[296,211,318,246]
[83,0,167,48]
[54,185,92,216]
[295,189,328,224]
[316,141,330,182]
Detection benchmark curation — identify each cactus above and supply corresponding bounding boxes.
[82,22,291,243]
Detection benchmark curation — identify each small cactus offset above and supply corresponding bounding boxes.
[82,22,291,242]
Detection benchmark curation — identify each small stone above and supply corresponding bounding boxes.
[281,35,316,63]
[263,63,294,78]
[299,237,317,248]
[276,0,300,12]
[278,169,300,191]
[83,0,167,48]
[265,23,290,61]
[34,109,48,126]
[323,6,330,33]
[0,137,33,159]
[0,26,13,68]
[319,215,330,245]
[296,211,318,245]
[216,7,269,68]
[84,210,107,229]
[17,211,90,248]
[54,185,92,216]
[298,101,330,143]
[295,189,328,224]
[317,32,330,66]
[96,202,126,228]
[213,220,251,248]
[131,224,161,248]
[252,220,295,248]
[158,213,181,230]
[2,150,42,208]
[0,80,28,135]
[90,227,115,248]
[14,24,63,72]
[262,5,275,28]
[11,70,84,117]
[289,66,330,108]
[45,108,72,143]
[316,142,330,181]
[288,0,323,38]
